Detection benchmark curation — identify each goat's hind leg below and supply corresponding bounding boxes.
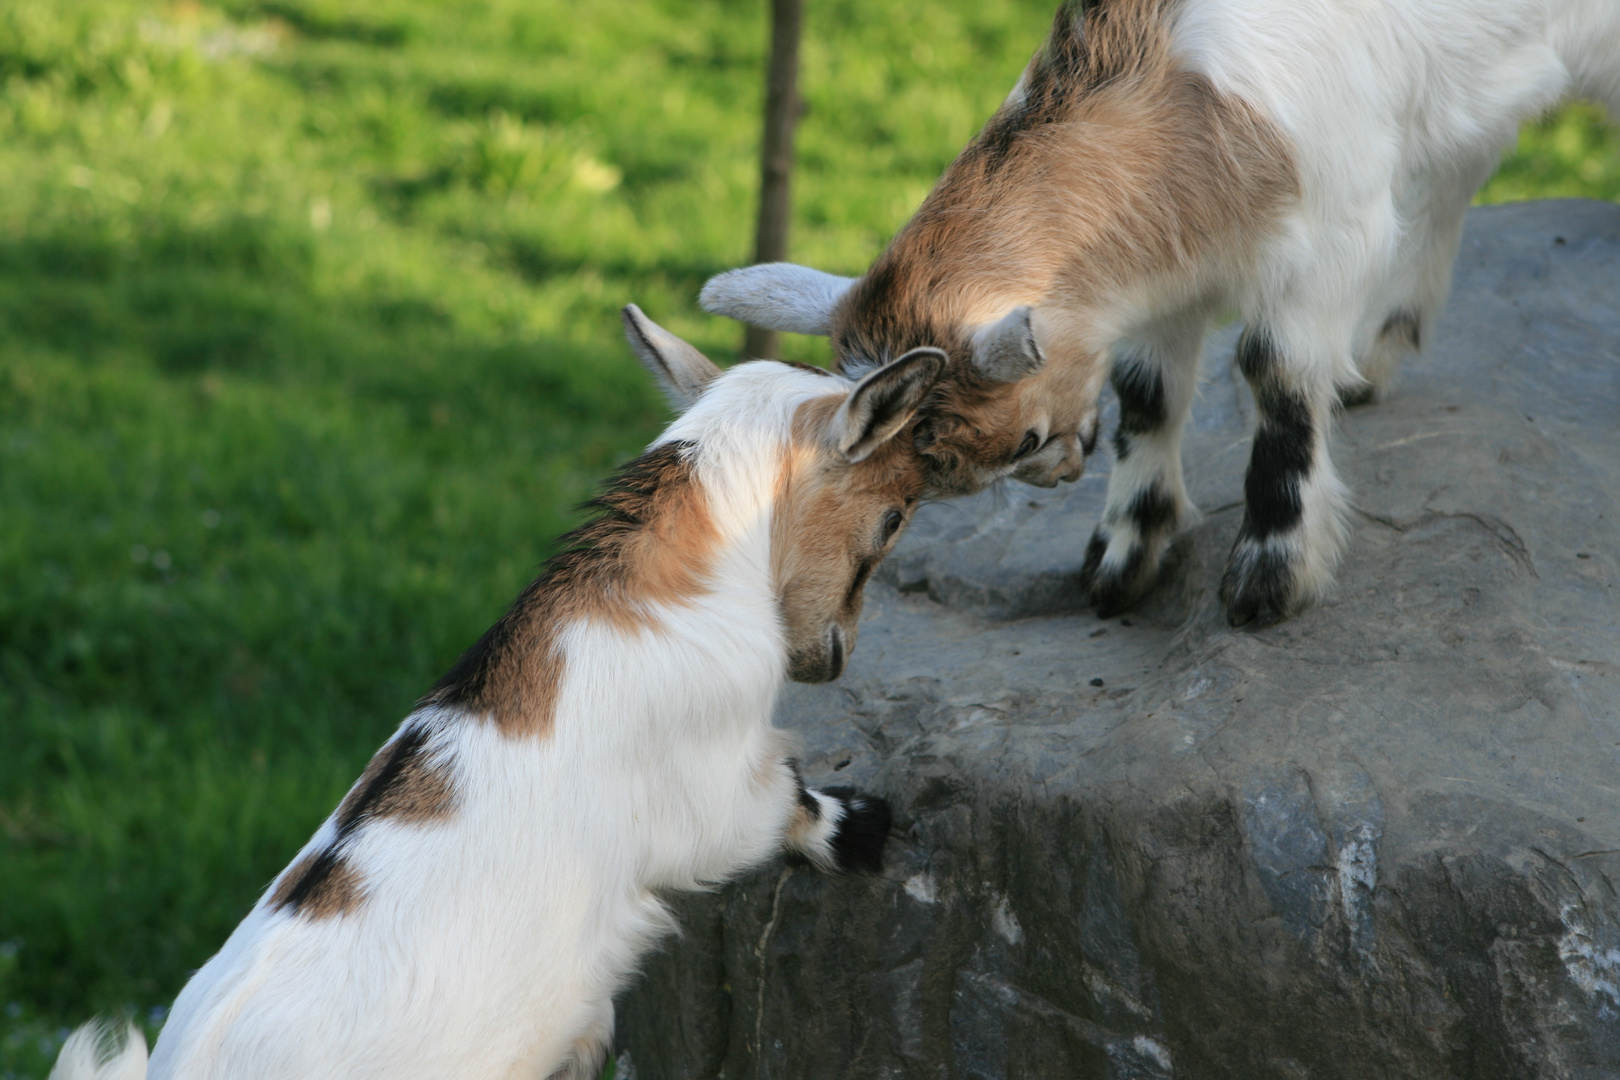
[1338,308,1420,408]
[1221,325,1348,626]
[1081,317,1202,615]
[783,759,891,874]
[1339,195,1468,408]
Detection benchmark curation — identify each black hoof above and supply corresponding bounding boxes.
[822,788,891,874]
[1220,543,1297,627]
[1336,382,1377,410]
[1080,528,1154,617]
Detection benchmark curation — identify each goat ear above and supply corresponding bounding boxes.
[621,304,722,411]
[699,263,858,337]
[832,347,946,463]
[971,306,1044,382]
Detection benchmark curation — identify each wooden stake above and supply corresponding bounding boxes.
[745,0,802,360]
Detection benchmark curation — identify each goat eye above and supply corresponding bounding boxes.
[1014,431,1040,459]
[881,510,904,540]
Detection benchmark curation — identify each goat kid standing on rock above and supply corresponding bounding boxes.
[702,0,1620,625]
[51,306,943,1080]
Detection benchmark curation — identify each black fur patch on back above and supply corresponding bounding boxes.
[823,787,892,874]
[269,845,364,918]
[271,721,455,919]
[425,441,699,731]
[335,723,452,835]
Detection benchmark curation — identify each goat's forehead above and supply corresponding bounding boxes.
[833,439,931,500]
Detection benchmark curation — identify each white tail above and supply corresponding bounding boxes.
[49,1020,147,1080]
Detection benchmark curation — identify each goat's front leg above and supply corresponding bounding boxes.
[1081,320,1202,614]
[1221,325,1348,625]
[783,759,891,874]
[546,998,613,1080]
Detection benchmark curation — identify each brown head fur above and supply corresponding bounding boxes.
[829,0,1297,494]
[771,393,931,681]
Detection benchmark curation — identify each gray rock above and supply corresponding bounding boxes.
[618,200,1620,1079]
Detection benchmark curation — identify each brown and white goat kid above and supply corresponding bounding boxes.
[702,0,1620,625]
[51,307,943,1080]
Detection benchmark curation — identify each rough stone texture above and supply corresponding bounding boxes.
[619,201,1620,1079]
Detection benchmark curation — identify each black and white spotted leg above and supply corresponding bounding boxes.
[784,759,891,874]
[1221,326,1348,626]
[1080,324,1201,615]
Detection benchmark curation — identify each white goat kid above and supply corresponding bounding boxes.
[702,0,1620,625]
[51,306,944,1080]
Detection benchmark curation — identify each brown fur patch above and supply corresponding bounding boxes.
[268,846,365,918]
[826,0,1299,493]
[269,723,455,920]
[336,723,456,829]
[424,442,718,737]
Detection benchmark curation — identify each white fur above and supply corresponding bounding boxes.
[49,1022,147,1080]
[52,361,890,1080]
[705,0,1619,614]
[1166,0,1618,604]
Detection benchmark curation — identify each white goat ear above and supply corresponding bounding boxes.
[972,306,1044,382]
[699,263,858,337]
[832,347,946,463]
[621,304,722,411]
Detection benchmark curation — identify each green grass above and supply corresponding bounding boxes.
[0,1,1614,1074]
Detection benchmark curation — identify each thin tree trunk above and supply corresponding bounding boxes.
[745,0,802,360]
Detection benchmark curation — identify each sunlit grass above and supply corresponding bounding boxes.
[1479,101,1620,204]
[0,2,1613,1075]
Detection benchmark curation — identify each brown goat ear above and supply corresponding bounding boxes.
[971,306,1045,382]
[699,263,858,337]
[832,348,946,462]
[621,304,722,411]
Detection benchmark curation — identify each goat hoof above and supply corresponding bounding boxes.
[1220,539,1300,627]
[1335,382,1378,410]
[1079,528,1156,617]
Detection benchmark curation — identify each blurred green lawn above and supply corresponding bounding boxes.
[0,1,1615,1074]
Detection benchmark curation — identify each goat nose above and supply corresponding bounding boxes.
[826,624,847,681]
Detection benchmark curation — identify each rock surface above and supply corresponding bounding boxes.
[619,200,1620,1079]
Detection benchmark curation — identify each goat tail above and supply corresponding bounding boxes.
[48,1019,148,1080]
